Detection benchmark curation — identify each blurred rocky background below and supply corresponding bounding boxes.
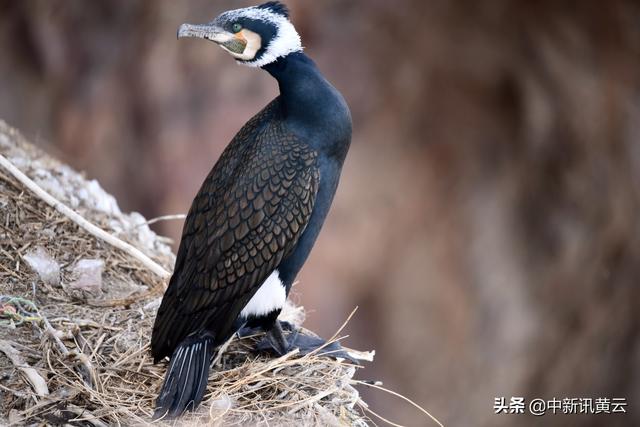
[1,1,639,425]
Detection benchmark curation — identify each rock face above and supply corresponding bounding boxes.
[0,121,370,426]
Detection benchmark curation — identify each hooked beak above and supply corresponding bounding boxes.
[177,23,233,44]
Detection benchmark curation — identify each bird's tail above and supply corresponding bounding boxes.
[153,335,216,419]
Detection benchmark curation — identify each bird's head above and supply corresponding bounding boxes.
[177,1,301,68]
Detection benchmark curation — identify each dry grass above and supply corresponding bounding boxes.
[0,121,375,426]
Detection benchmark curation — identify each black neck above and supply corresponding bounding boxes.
[262,52,332,124]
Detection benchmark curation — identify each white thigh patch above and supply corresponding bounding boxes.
[240,270,286,317]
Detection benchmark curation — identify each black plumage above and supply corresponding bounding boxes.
[152,101,319,361]
[256,1,290,17]
[151,1,351,419]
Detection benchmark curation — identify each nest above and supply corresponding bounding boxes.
[0,121,374,426]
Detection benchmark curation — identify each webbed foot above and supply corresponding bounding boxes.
[256,321,360,364]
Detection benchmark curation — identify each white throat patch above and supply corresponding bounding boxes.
[240,270,286,317]
[223,6,302,67]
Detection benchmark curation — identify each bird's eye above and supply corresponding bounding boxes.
[232,23,242,33]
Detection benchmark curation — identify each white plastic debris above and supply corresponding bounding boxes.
[23,246,60,286]
[34,170,67,202]
[76,179,122,216]
[210,393,234,412]
[143,297,162,313]
[68,259,104,293]
[128,212,157,248]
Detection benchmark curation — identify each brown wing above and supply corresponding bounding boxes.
[151,102,319,360]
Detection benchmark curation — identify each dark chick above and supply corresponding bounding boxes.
[150,1,352,419]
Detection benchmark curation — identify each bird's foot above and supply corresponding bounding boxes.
[237,320,294,339]
[256,320,360,364]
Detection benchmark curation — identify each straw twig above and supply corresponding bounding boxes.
[0,340,49,397]
[353,380,444,427]
[0,153,170,280]
[138,214,186,227]
[41,315,96,388]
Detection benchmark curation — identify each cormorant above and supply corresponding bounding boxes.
[150,1,352,419]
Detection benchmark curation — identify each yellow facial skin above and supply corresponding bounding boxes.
[224,29,262,61]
